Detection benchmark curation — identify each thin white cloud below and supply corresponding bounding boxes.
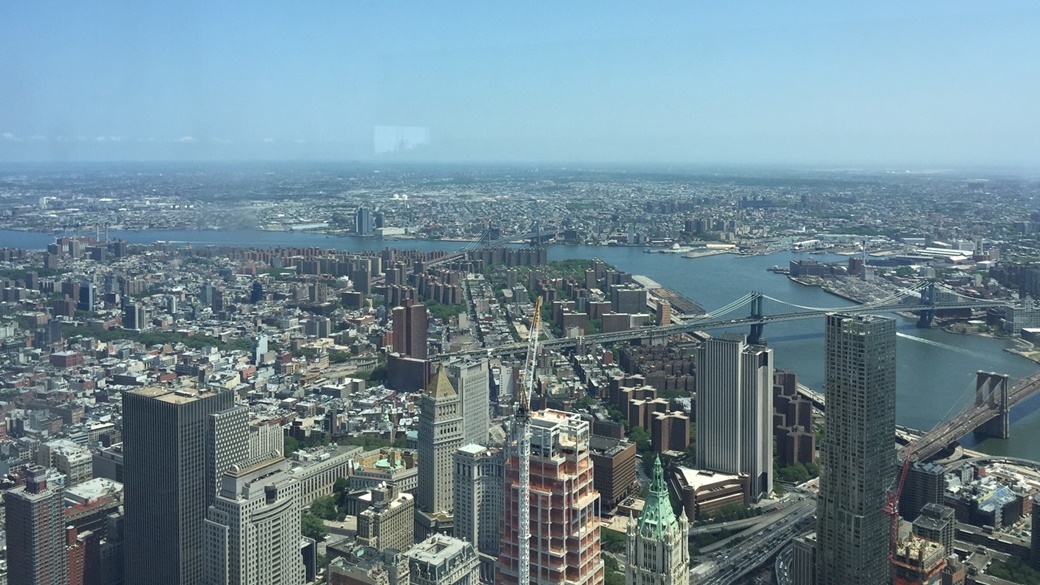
[1,132,17,141]
[262,137,276,144]
[176,136,198,143]
[95,136,107,142]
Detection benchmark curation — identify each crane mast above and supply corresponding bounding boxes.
[514,296,541,585]
[886,445,915,581]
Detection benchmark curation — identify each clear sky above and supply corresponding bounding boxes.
[1,1,1038,167]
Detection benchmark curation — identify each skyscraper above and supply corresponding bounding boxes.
[207,405,250,504]
[122,387,234,585]
[356,206,373,236]
[625,456,689,585]
[815,314,896,585]
[445,359,491,446]
[416,368,464,538]
[498,409,604,585]
[392,301,429,359]
[5,465,68,585]
[203,457,307,585]
[453,444,504,582]
[695,334,774,501]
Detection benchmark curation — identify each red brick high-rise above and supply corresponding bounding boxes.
[392,300,428,359]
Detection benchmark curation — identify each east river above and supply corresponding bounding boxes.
[4,229,1039,460]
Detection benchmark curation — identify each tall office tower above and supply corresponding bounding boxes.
[392,301,429,359]
[356,482,415,554]
[5,465,68,585]
[404,534,481,585]
[625,456,689,585]
[695,334,774,501]
[815,314,896,585]
[203,457,306,585]
[207,406,250,503]
[78,281,95,312]
[416,369,464,538]
[445,359,491,446]
[122,303,146,330]
[498,410,604,585]
[356,206,373,236]
[212,287,227,312]
[454,444,504,583]
[122,387,234,585]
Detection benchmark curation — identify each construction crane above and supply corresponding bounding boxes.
[513,296,541,585]
[885,444,916,576]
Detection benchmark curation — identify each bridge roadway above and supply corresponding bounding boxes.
[909,369,1040,461]
[445,299,1009,358]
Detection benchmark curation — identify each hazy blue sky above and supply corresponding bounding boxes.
[1,2,1038,166]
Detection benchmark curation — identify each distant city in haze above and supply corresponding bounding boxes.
[2,2,1039,168]
[7,4,1040,585]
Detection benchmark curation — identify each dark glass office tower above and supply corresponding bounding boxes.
[122,387,233,585]
[816,314,897,585]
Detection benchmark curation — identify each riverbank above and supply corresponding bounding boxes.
[683,249,738,260]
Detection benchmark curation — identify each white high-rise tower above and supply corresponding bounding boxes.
[695,334,773,501]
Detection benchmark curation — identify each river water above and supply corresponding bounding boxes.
[6,229,1039,459]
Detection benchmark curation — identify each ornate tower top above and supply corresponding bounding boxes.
[638,455,680,540]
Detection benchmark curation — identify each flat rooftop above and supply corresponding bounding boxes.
[130,386,218,404]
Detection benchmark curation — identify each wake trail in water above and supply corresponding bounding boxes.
[896,332,984,358]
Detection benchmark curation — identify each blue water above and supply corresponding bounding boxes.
[5,229,1038,459]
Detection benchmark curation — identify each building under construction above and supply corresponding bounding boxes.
[891,535,947,585]
[497,409,605,585]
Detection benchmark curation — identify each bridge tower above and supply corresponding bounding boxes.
[974,371,1010,440]
[917,281,937,328]
[748,293,765,344]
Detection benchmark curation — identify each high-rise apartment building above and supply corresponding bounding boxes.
[5,466,68,585]
[416,369,464,538]
[625,456,689,585]
[203,457,306,585]
[122,386,234,585]
[445,359,491,446]
[912,503,956,559]
[498,409,604,585]
[695,334,773,501]
[453,444,504,583]
[392,301,428,359]
[815,314,896,585]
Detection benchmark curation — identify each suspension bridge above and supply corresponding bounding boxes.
[425,222,552,268]
[909,369,1040,460]
[451,280,1010,358]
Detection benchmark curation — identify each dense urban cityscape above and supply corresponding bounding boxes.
[0,164,1039,585]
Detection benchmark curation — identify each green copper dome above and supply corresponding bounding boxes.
[637,455,680,540]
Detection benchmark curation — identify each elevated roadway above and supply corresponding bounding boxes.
[445,298,1008,358]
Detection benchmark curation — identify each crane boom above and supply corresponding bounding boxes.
[885,445,915,573]
[514,296,541,585]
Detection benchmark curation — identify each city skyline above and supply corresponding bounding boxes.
[1,2,1038,166]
